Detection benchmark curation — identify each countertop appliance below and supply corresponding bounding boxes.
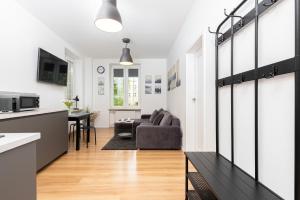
[0,92,39,113]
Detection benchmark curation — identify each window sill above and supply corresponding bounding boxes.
[109,108,141,111]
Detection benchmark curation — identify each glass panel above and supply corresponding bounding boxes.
[113,69,124,106]
[128,68,139,77]
[114,69,124,77]
[128,76,139,107]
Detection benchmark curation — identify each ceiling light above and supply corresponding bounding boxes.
[120,38,133,66]
[94,0,123,33]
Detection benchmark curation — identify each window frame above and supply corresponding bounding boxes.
[110,64,141,109]
[65,57,75,100]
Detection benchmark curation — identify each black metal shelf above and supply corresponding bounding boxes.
[185,152,283,200]
[207,0,300,198]
[187,190,202,200]
[188,172,217,200]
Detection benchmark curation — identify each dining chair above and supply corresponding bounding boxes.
[81,111,99,147]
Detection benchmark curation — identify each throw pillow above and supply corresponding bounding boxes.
[160,113,173,126]
[153,113,164,125]
[149,110,159,123]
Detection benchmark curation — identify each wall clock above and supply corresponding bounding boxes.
[97,66,105,74]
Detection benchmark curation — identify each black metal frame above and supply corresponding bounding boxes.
[210,0,299,199]
[185,156,189,200]
[295,0,300,199]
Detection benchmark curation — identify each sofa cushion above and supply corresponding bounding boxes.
[149,110,159,123]
[171,118,181,127]
[153,113,164,125]
[134,118,150,125]
[160,112,173,126]
[158,108,164,113]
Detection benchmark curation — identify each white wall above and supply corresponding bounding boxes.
[84,58,167,128]
[167,0,295,199]
[0,0,83,109]
[167,0,235,152]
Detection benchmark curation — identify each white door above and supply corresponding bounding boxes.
[186,40,204,151]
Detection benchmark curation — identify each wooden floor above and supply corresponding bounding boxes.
[37,128,185,200]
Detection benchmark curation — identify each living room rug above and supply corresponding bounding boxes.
[102,136,137,150]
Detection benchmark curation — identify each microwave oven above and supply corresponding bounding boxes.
[0,92,39,112]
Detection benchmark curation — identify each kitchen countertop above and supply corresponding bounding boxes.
[0,108,67,121]
[0,133,40,154]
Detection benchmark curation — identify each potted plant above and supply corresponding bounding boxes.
[63,99,74,114]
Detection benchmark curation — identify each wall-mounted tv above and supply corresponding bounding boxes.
[37,48,68,86]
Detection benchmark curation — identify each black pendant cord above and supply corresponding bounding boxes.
[254,0,259,182]
[230,16,235,164]
[295,0,300,199]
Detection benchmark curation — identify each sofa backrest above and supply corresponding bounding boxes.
[158,110,181,127]
[171,117,181,127]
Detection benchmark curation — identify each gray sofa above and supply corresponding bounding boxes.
[135,110,182,150]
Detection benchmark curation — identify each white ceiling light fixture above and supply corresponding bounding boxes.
[120,38,133,66]
[94,0,123,33]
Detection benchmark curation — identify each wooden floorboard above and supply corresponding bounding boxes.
[37,128,185,200]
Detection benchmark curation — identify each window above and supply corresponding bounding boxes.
[65,59,74,100]
[113,68,125,106]
[111,65,140,108]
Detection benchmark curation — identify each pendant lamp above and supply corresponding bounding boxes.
[120,38,133,66]
[95,0,123,32]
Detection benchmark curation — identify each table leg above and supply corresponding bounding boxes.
[87,116,90,143]
[76,119,80,151]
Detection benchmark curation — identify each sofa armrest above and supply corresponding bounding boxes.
[136,125,182,149]
[141,114,151,119]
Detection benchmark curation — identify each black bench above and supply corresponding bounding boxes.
[185,152,283,200]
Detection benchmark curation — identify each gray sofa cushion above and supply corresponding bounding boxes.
[149,110,159,123]
[160,112,173,126]
[134,118,150,124]
[136,125,182,150]
[171,117,181,127]
[153,113,164,125]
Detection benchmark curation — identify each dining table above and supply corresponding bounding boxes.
[68,111,91,150]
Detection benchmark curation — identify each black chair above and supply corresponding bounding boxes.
[81,123,97,147]
[68,122,85,142]
[81,112,99,148]
[68,112,99,148]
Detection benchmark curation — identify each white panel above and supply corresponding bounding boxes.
[218,40,231,79]
[258,0,295,67]
[234,81,255,177]
[258,74,295,200]
[219,86,232,161]
[235,0,255,17]
[234,23,255,74]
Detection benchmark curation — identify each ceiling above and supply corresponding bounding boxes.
[16,0,195,58]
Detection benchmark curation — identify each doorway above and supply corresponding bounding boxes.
[186,36,204,151]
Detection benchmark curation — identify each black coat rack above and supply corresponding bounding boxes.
[208,0,300,199]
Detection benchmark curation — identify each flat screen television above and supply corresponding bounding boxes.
[37,48,68,86]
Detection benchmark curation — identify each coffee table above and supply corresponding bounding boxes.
[114,119,135,138]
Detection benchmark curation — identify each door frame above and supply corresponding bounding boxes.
[185,36,204,151]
